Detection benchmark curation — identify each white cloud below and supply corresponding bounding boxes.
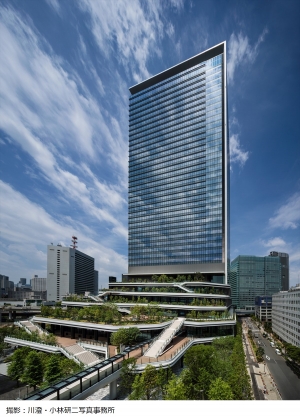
[45,0,61,15]
[0,6,128,239]
[229,133,249,168]
[269,192,300,230]
[0,181,127,284]
[169,0,185,10]
[261,237,287,248]
[77,0,178,83]
[228,28,268,84]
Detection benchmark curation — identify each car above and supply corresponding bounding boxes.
[275,348,281,355]
[270,342,275,347]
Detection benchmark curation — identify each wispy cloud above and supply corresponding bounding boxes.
[269,192,300,230]
[229,133,249,168]
[228,28,268,84]
[0,5,127,239]
[45,0,61,16]
[0,180,127,283]
[77,0,177,83]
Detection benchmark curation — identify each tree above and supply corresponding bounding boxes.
[164,374,187,400]
[194,272,206,282]
[129,365,161,400]
[158,274,168,283]
[60,357,82,376]
[43,333,57,346]
[208,377,234,400]
[131,305,146,322]
[44,354,62,385]
[102,302,121,324]
[110,327,140,351]
[256,346,265,362]
[22,351,43,390]
[126,327,140,345]
[7,347,31,385]
[120,358,137,395]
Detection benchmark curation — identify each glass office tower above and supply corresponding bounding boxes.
[128,42,229,283]
[230,255,281,310]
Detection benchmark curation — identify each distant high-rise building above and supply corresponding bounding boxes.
[94,270,99,295]
[229,255,281,310]
[47,244,95,301]
[109,276,117,283]
[0,274,9,298]
[19,278,26,285]
[269,251,289,291]
[127,42,229,282]
[272,284,300,347]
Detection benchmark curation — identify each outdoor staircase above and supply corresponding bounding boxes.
[174,283,194,293]
[63,344,100,367]
[144,317,185,358]
[89,295,102,302]
[18,320,48,336]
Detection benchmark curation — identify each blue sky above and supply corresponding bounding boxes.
[0,0,299,288]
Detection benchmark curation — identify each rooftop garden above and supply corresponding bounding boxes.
[185,310,233,321]
[1,324,58,348]
[108,295,227,307]
[109,285,229,295]
[40,302,175,325]
[123,273,214,283]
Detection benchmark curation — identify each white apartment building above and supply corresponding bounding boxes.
[47,245,95,301]
[272,284,300,347]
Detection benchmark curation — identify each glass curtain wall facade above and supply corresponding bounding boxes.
[230,255,281,309]
[128,43,229,282]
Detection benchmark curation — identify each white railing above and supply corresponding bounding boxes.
[58,345,82,365]
[174,283,194,293]
[136,336,224,370]
[16,321,32,335]
[77,339,107,347]
[143,320,175,355]
[136,337,195,368]
[157,317,185,357]
[31,321,49,335]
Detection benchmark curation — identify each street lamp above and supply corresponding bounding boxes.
[26,385,29,397]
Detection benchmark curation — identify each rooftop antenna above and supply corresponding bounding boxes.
[71,236,78,249]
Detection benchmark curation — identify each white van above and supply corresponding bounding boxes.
[270,342,275,347]
[275,348,281,355]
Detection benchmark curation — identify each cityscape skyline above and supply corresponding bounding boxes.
[0,0,299,288]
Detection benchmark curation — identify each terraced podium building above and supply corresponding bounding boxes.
[126,42,229,283]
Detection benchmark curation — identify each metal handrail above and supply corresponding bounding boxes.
[144,319,176,354]
[59,345,82,365]
[137,337,194,366]
[15,321,32,335]
[77,338,107,347]
[156,317,186,357]
[31,321,49,335]
[148,317,185,358]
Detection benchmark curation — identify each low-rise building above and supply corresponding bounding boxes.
[255,295,272,322]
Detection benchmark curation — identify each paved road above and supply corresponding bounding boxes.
[249,325,300,400]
